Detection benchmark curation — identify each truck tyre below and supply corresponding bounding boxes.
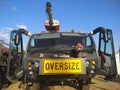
[77,80,83,90]
[0,66,7,89]
[25,86,32,90]
[25,83,41,90]
[83,78,91,85]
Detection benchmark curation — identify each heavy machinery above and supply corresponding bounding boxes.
[0,40,9,89]
[0,40,9,64]
[6,2,117,90]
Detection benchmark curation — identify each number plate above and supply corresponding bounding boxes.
[43,58,83,74]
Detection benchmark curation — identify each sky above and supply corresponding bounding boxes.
[0,0,120,52]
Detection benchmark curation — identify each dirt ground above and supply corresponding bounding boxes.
[3,75,120,90]
[90,75,120,90]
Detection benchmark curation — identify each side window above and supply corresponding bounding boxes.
[11,32,17,49]
[86,36,91,48]
[31,38,35,47]
[106,32,112,54]
[100,39,104,52]
[99,32,112,54]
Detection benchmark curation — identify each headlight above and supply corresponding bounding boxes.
[85,61,90,66]
[29,71,33,74]
[91,65,95,70]
[35,62,39,67]
[28,66,32,70]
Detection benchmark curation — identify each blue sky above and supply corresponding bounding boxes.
[0,0,120,52]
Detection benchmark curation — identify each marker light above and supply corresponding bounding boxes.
[92,60,96,65]
[28,62,32,66]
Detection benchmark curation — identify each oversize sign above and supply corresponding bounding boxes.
[43,58,83,74]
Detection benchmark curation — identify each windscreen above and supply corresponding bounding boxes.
[28,33,93,52]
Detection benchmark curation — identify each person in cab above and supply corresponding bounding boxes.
[70,43,84,58]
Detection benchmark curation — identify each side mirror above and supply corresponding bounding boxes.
[15,34,20,45]
[104,31,108,42]
[15,34,23,54]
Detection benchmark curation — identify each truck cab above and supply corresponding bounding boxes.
[25,32,98,80]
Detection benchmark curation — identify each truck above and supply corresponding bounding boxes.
[115,49,120,77]
[6,2,117,90]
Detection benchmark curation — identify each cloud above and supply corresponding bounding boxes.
[0,27,12,43]
[0,31,9,47]
[0,27,13,34]
[12,6,18,12]
[16,24,27,30]
[0,32,9,41]
[0,24,28,44]
[4,27,13,31]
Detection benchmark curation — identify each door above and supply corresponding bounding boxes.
[6,30,23,83]
[98,29,117,77]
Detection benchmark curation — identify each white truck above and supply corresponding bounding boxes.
[115,51,120,77]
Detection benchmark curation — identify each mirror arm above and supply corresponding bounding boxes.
[90,27,108,42]
[92,27,106,35]
[17,29,32,36]
[15,29,31,45]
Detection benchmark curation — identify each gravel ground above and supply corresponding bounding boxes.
[90,75,120,90]
[3,75,120,90]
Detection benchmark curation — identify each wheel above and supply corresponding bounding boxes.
[32,83,41,90]
[25,83,41,90]
[82,84,90,90]
[77,80,83,90]
[25,85,32,90]
[0,69,7,89]
[0,82,3,89]
[83,78,91,85]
